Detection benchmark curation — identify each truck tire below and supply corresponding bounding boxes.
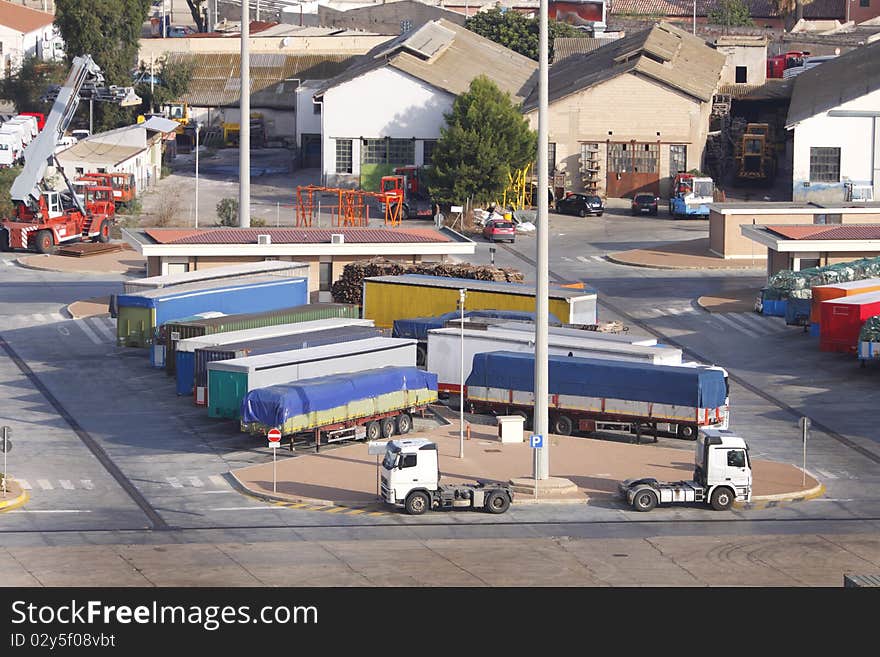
[0,230,10,252]
[395,413,412,435]
[34,230,54,254]
[365,421,381,441]
[632,488,658,512]
[552,414,573,436]
[405,491,430,515]
[677,424,697,440]
[380,417,395,439]
[95,219,110,243]
[416,344,427,368]
[513,409,531,430]
[710,487,734,511]
[484,490,510,514]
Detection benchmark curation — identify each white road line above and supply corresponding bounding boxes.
[712,314,763,339]
[37,479,54,490]
[10,510,92,514]
[815,469,838,480]
[592,255,605,262]
[726,312,784,336]
[209,475,226,487]
[188,476,204,488]
[32,313,47,323]
[17,479,31,490]
[74,319,103,345]
[80,479,95,490]
[166,477,183,489]
[197,490,236,495]
[665,307,687,315]
[561,256,572,261]
[576,255,590,263]
[88,317,116,342]
[49,312,65,322]
[59,479,75,490]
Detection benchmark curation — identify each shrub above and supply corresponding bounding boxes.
[216,197,239,226]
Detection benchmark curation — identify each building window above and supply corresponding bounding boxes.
[335,139,352,174]
[387,138,414,165]
[814,213,842,225]
[548,142,557,175]
[362,139,386,165]
[670,144,687,175]
[400,19,413,33]
[797,258,821,271]
[319,261,332,292]
[735,66,747,83]
[423,140,437,166]
[313,102,321,115]
[860,0,869,7]
[809,147,841,182]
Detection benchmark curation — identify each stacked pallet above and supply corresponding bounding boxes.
[331,258,524,305]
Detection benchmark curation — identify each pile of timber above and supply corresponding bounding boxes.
[331,258,525,305]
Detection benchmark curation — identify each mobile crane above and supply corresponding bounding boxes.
[0,55,140,253]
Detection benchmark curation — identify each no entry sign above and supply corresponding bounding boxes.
[268,428,282,448]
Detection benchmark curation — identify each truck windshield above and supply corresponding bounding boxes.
[382,450,398,470]
[694,180,713,198]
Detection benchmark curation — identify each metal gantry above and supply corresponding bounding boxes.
[294,186,403,228]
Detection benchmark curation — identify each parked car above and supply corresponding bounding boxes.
[167,25,196,37]
[555,193,604,217]
[631,193,659,215]
[482,219,516,243]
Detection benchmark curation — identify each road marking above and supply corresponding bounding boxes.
[712,313,763,339]
[50,312,65,322]
[88,317,116,342]
[37,479,53,490]
[576,255,590,263]
[725,312,783,336]
[324,506,348,513]
[80,479,95,490]
[17,479,31,490]
[166,477,183,489]
[74,319,103,345]
[10,509,92,514]
[561,256,572,261]
[32,313,47,323]
[210,506,284,512]
[346,509,367,515]
[188,476,204,487]
[59,479,74,490]
[592,255,605,262]
[209,475,226,487]
[196,490,235,494]
[815,469,838,480]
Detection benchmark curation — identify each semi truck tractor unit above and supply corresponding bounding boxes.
[619,428,752,512]
[381,438,513,515]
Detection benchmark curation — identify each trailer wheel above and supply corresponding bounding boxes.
[513,409,531,430]
[0,230,10,252]
[380,417,396,439]
[34,230,54,254]
[395,413,412,435]
[416,344,427,368]
[484,490,510,514]
[405,491,430,515]
[710,487,734,511]
[552,414,573,436]
[365,421,381,441]
[95,220,110,243]
[677,424,697,440]
[632,488,658,512]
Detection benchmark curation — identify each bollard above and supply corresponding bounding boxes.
[466,423,471,441]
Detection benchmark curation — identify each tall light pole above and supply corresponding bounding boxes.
[195,122,202,228]
[240,0,250,227]
[534,0,550,480]
[459,288,466,459]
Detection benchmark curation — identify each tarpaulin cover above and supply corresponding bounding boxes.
[240,367,438,428]
[768,255,880,298]
[392,309,562,341]
[860,315,880,342]
[466,351,727,408]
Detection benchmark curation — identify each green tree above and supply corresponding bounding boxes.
[427,76,537,206]
[0,166,22,219]
[708,0,755,26]
[0,57,68,112]
[135,57,194,115]
[465,7,580,62]
[216,198,239,226]
[54,0,152,131]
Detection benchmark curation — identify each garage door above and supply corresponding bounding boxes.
[300,134,321,168]
[606,142,660,198]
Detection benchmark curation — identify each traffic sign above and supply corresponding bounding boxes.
[268,428,282,448]
[529,434,544,449]
[0,438,12,453]
[798,417,811,432]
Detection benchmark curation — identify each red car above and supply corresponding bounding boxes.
[482,219,516,243]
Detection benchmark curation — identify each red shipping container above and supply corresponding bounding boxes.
[819,290,880,353]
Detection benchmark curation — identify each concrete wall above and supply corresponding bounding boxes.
[847,1,880,23]
[716,44,767,86]
[525,73,709,197]
[791,87,880,203]
[765,248,880,275]
[56,140,163,197]
[321,66,454,188]
[295,83,323,145]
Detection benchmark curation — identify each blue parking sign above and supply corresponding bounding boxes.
[530,434,544,448]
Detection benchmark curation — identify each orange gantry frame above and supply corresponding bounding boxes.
[295,185,403,228]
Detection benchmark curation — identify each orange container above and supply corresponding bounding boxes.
[810,278,880,323]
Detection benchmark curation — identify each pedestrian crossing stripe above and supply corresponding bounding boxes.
[271,500,388,515]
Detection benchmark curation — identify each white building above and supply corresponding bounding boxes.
[786,40,880,204]
[0,0,63,78]
[312,19,537,189]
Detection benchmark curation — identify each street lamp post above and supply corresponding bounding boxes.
[195,122,202,228]
[459,288,466,459]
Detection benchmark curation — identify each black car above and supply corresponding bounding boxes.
[555,193,604,217]
[631,193,659,215]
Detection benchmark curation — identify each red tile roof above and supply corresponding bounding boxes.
[768,224,880,240]
[0,0,54,33]
[608,0,845,18]
[144,227,451,245]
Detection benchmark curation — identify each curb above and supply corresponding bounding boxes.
[64,302,110,320]
[735,477,826,510]
[228,470,376,509]
[605,252,764,271]
[0,488,30,513]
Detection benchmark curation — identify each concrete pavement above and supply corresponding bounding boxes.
[608,237,765,270]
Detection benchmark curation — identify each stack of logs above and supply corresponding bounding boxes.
[331,258,525,305]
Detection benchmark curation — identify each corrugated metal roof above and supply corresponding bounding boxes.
[767,224,880,240]
[608,0,844,18]
[141,116,181,133]
[786,39,880,126]
[313,18,538,103]
[525,22,725,111]
[55,141,145,166]
[166,52,360,109]
[553,37,613,63]
[718,78,793,100]
[143,227,451,245]
[365,274,597,298]
[0,0,53,33]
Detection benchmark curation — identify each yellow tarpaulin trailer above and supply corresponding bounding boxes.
[362,275,598,328]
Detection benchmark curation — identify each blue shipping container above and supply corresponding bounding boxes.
[241,367,438,428]
[466,351,727,408]
[785,297,812,327]
[116,277,308,329]
[178,326,380,396]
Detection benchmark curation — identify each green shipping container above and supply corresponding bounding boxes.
[164,303,359,375]
[207,369,249,420]
[117,306,155,348]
